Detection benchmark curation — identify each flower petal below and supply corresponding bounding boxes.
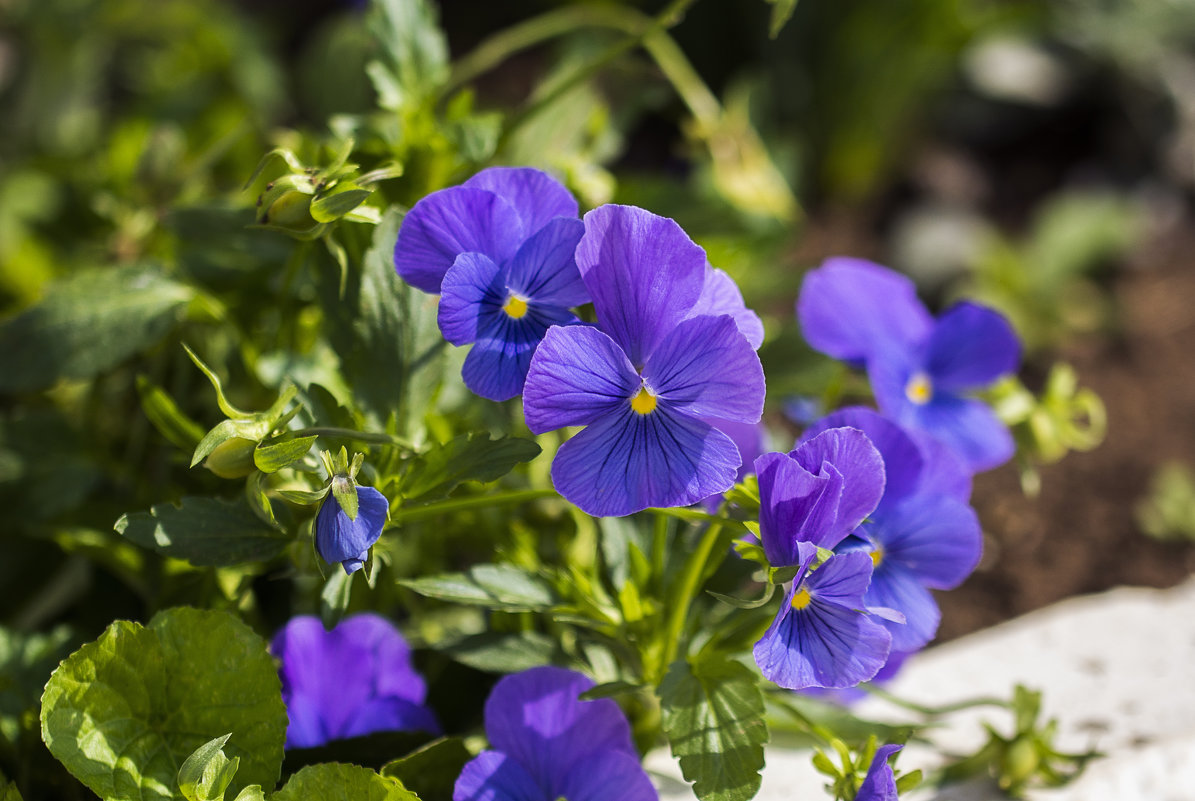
[798,407,923,512]
[869,495,982,590]
[314,486,389,572]
[464,166,579,236]
[558,751,658,801]
[483,667,636,792]
[797,258,932,365]
[755,451,845,564]
[908,428,972,501]
[687,265,765,349]
[523,325,640,432]
[332,614,425,703]
[911,394,1015,473]
[806,550,874,608]
[281,693,330,749]
[864,562,940,653]
[858,744,902,801]
[643,314,765,423]
[339,696,441,739]
[395,186,524,294]
[550,406,741,517]
[577,204,707,365]
[438,252,505,346]
[791,427,886,544]
[460,310,570,402]
[454,751,543,801]
[504,217,588,307]
[925,302,1020,392]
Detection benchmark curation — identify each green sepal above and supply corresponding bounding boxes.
[254,434,318,473]
[136,375,205,450]
[178,734,239,801]
[310,185,372,223]
[332,475,359,521]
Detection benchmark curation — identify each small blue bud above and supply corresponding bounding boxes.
[314,485,389,574]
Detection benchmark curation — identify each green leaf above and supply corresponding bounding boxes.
[0,265,194,393]
[659,656,768,801]
[0,624,75,745]
[766,0,799,38]
[137,375,206,450]
[245,471,282,530]
[441,631,557,673]
[402,434,541,503]
[183,343,248,419]
[0,771,24,801]
[320,569,355,629]
[116,496,292,566]
[40,608,287,801]
[271,763,417,801]
[380,737,472,801]
[579,681,644,701]
[399,564,558,611]
[253,434,317,473]
[277,487,330,506]
[178,734,240,801]
[310,186,372,223]
[370,0,449,104]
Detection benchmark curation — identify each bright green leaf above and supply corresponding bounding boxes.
[402,433,541,503]
[271,763,417,801]
[253,434,317,473]
[40,608,287,801]
[380,737,472,801]
[399,564,558,611]
[178,734,239,801]
[0,266,194,393]
[659,657,768,801]
[115,496,292,566]
[310,186,372,223]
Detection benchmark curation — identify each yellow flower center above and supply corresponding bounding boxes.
[870,547,884,567]
[790,587,812,610]
[630,386,658,415]
[905,372,933,405]
[502,294,529,319]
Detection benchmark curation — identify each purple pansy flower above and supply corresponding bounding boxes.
[454,666,656,801]
[394,167,589,400]
[315,485,389,574]
[800,408,982,654]
[272,614,439,749]
[858,744,903,801]
[522,205,765,517]
[752,428,895,689]
[797,258,1021,472]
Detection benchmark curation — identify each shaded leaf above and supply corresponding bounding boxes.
[402,433,541,503]
[399,564,558,611]
[767,0,799,38]
[380,737,472,801]
[137,375,205,450]
[116,496,292,566]
[441,631,557,673]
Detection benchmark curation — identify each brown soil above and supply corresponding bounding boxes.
[936,233,1195,641]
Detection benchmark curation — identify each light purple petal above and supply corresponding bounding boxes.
[755,451,845,564]
[797,258,932,365]
[643,314,764,423]
[865,563,939,653]
[282,693,329,749]
[438,252,504,346]
[925,302,1020,392]
[460,311,569,402]
[806,551,874,608]
[333,614,425,703]
[395,187,524,294]
[339,696,441,739]
[523,325,640,432]
[464,167,579,236]
[577,205,707,365]
[454,751,542,801]
[798,407,923,512]
[754,582,892,690]
[504,217,588,307]
[687,265,765,349]
[551,406,741,517]
[858,744,903,801]
[484,667,636,792]
[908,429,972,501]
[911,395,1015,473]
[558,751,658,801]
[791,427,886,544]
[869,495,982,590]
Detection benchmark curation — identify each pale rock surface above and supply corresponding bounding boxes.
[651,578,1195,800]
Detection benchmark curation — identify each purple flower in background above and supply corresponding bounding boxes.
[800,408,982,653]
[523,205,765,517]
[272,614,439,749]
[752,428,894,689]
[797,258,1021,472]
[857,744,903,801]
[315,485,389,574]
[454,666,656,801]
[394,167,589,400]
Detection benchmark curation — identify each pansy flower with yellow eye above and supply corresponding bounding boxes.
[797,258,1021,472]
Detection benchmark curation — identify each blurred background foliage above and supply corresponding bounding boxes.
[2,0,1194,794]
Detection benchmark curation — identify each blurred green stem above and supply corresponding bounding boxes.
[657,519,724,681]
[388,487,558,525]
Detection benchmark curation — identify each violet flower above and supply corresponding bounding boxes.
[454,666,656,801]
[523,204,765,517]
[800,408,982,653]
[315,485,389,575]
[857,744,903,801]
[797,258,1021,472]
[272,614,439,749]
[752,428,895,690]
[394,167,589,400]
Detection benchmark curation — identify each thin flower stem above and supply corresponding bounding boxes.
[388,487,558,525]
[657,519,724,681]
[861,685,1010,717]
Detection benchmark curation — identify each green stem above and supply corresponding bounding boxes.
[657,519,724,680]
[389,487,558,525]
[296,427,416,450]
[861,685,1010,717]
